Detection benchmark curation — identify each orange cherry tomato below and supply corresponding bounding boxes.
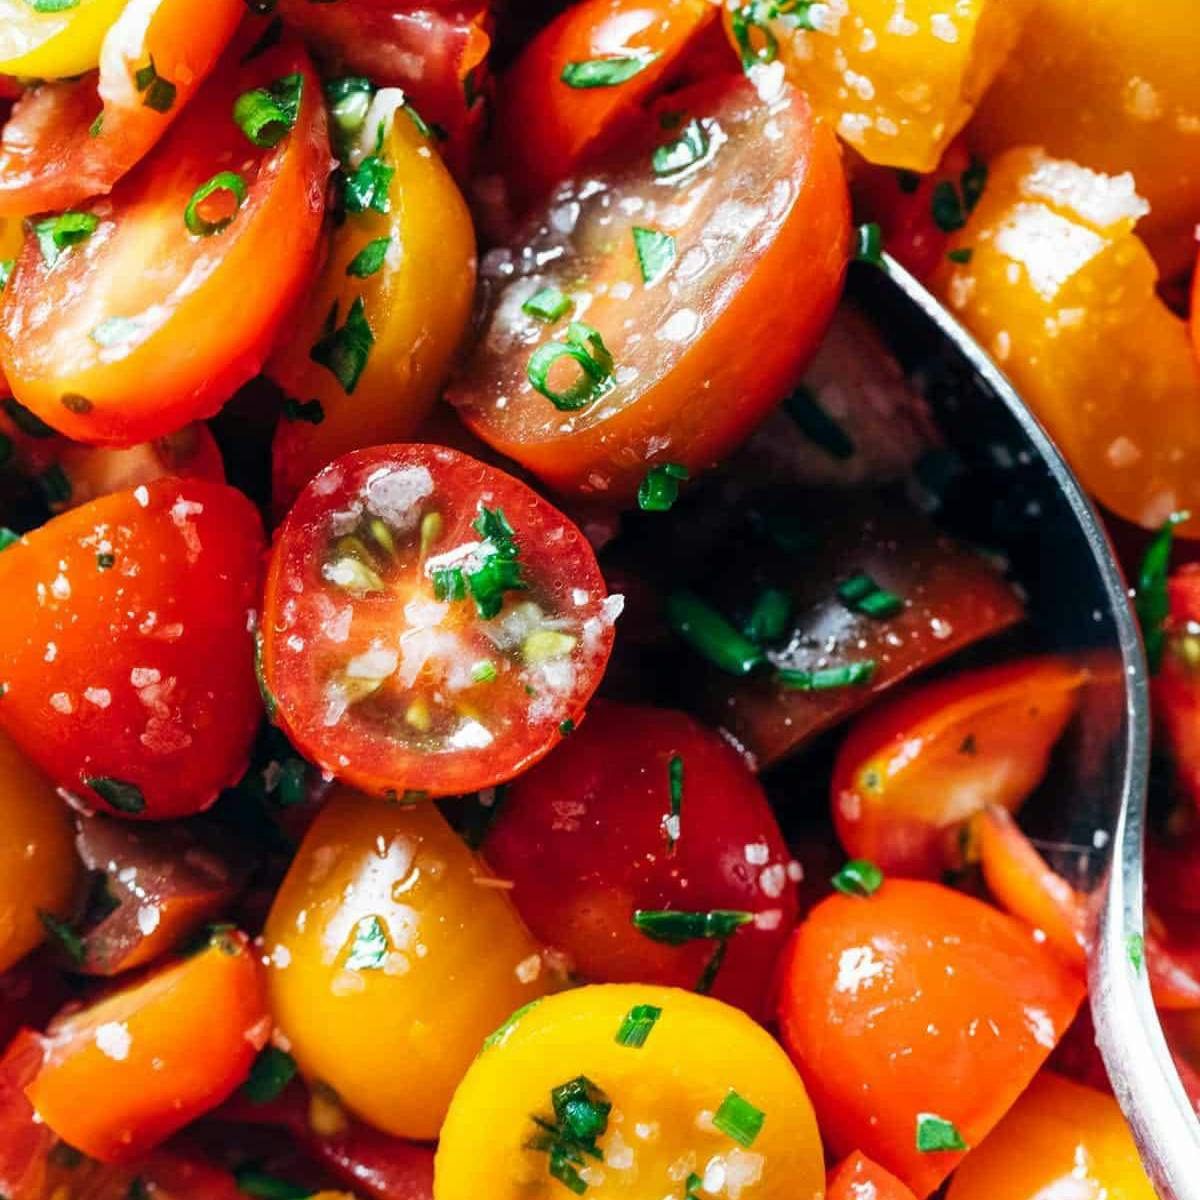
[832,658,1082,877]
[449,73,849,504]
[777,879,1084,1197]
[0,0,244,216]
[261,445,616,799]
[828,1153,918,1200]
[0,36,330,445]
[944,1072,1157,1200]
[24,931,268,1163]
[0,479,265,820]
[494,0,719,210]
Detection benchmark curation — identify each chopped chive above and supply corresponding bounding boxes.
[854,221,884,267]
[947,247,974,264]
[1137,511,1188,674]
[838,572,904,618]
[344,154,395,214]
[561,54,658,88]
[38,910,84,965]
[433,566,466,601]
[694,937,729,994]
[615,1003,662,1048]
[637,462,688,511]
[743,587,791,644]
[241,1046,298,1105]
[915,1112,967,1153]
[523,287,571,322]
[402,102,436,139]
[344,914,389,971]
[34,211,99,268]
[632,226,676,285]
[684,1173,703,1200]
[775,660,876,690]
[527,322,614,411]
[25,0,82,9]
[184,171,247,237]
[133,56,176,113]
[88,111,104,138]
[471,659,498,684]
[665,590,765,676]
[234,72,303,147]
[652,117,711,177]
[632,908,753,944]
[1127,931,1145,972]
[84,775,145,814]
[282,397,325,424]
[346,235,391,278]
[713,1089,765,1149]
[783,385,854,460]
[831,858,884,897]
[310,296,374,393]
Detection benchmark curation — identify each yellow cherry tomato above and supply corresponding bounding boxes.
[946,1072,1156,1200]
[0,0,128,80]
[263,787,550,1141]
[722,0,1031,172]
[436,984,825,1200]
[268,91,476,514]
[930,146,1200,536]
[0,729,79,972]
[970,0,1200,278]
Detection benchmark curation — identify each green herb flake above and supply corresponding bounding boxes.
[34,211,99,268]
[615,1003,662,1048]
[743,587,792,644]
[838,572,905,619]
[84,775,145,814]
[632,226,676,285]
[652,117,712,177]
[665,590,765,677]
[632,908,753,944]
[310,295,375,393]
[637,462,688,512]
[184,170,247,237]
[527,1076,613,1195]
[831,858,884,897]
[523,286,571,323]
[784,384,855,460]
[232,1168,312,1200]
[931,159,988,234]
[0,527,20,552]
[432,566,467,602]
[775,660,876,691]
[326,75,373,137]
[0,259,13,291]
[344,154,395,214]
[561,53,658,88]
[133,55,176,112]
[854,221,884,267]
[1136,511,1188,674]
[713,1089,765,1149]
[915,1112,968,1153]
[38,909,85,965]
[471,659,498,684]
[25,0,82,10]
[241,1045,298,1105]
[234,72,304,147]
[558,717,576,736]
[1127,931,1146,973]
[947,247,974,264]
[282,397,325,424]
[87,111,104,138]
[344,914,390,971]
[465,505,527,618]
[527,321,615,412]
[346,235,391,278]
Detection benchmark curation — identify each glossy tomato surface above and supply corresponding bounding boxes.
[262,445,617,798]
[449,72,849,503]
[0,479,265,819]
[483,699,798,1018]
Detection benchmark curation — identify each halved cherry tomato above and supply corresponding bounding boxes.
[777,879,1084,1197]
[832,658,1082,878]
[0,479,265,820]
[1156,565,1200,808]
[828,1153,918,1200]
[436,983,825,1200]
[0,0,244,215]
[944,1072,1157,1200]
[269,92,477,515]
[493,0,719,209]
[264,788,550,1140]
[0,0,127,80]
[449,73,849,504]
[0,36,330,444]
[0,953,71,1052]
[1192,244,1200,363]
[483,699,798,1019]
[23,930,268,1163]
[261,445,617,798]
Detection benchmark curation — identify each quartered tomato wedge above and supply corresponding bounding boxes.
[832,657,1083,877]
[449,72,849,504]
[261,445,618,798]
[0,0,126,80]
[0,0,244,215]
[0,36,330,445]
[493,0,720,209]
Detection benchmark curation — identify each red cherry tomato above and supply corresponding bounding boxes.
[777,879,1084,1197]
[832,658,1083,878]
[482,699,799,1019]
[0,36,330,445]
[827,1153,918,1200]
[0,954,71,1053]
[0,479,265,820]
[261,445,617,798]
[0,0,244,215]
[1156,564,1200,810]
[493,0,719,209]
[449,73,849,504]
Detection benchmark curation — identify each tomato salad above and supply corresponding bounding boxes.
[0,3,1194,1200]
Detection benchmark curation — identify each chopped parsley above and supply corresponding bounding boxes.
[831,858,884,897]
[915,1112,968,1153]
[931,159,988,233]
[346,236,391,278]
[83,775,146,815]
[528,321,615,411]
[527,1076,612,1194]
[637,462,688,511]
[632,226,676,285]
[310,296,375,393]
[1136,510,1188,674]
[465,506,527,618]
[134,56,177,112]
[234,73,304,147]
[713,1089,765,1148]
[344,914,390,971]
[343,154,395,214]
[241,1046,298,1105]
[560,54,659,88]
[615,1003,662,1048]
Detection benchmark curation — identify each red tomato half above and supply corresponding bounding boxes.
[777,880,1084,1197]
[832,658,1082,877]
[827,1153,918,1200]
[261,445,617,798]
[494,0,720,209]
[0,37,330,445]
[482,699,799,1019]
[0,480,265,820]
[449,73,849,504]
[1156,564,1200,810]
[0,0,244,215]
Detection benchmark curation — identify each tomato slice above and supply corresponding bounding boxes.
[492,0,719,209]
[0,0,244,216]
[0,479,266,820]
[448,72,849,504]
[23,932,268,1164]
[0,36,330,445]
[777,879,1084,1197]
[482,699,799,1019]
[832,658,1083,878]
[261,445,618,797]
[827,1153,918,1200]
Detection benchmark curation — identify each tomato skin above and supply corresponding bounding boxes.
[944,1073,1156,1200]
[0,0,244,215]
[832,658,1082,878]
[263,788,550,1141]
[0,954,71,1052]
[483,700,798,1019]
[450,74,850,505]
[494,0,719,210]
[1156,565,1200,807]
[24,933,268,1163]
[262,445,616,799]
[827,1153,918,1200]
[0,36,331,445]
[0,479,265,821]
[777,880,1084,1197]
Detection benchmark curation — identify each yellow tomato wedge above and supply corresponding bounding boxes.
[0,0,127,79]
[436,984,825,1200]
